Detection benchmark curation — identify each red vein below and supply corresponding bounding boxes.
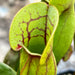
[52,53,56,75]
[44,5,49,45]
[44,15,48,45]
[36,65,39,75]
[48,17,54,27]
[26,13,47,46]
[45,52,51,75]
[20,56,30,75]
[31,35,44,38]
[16,11,53,47]
[30,27,45,33]
[45,45,53,75]
[27,57,32,75]
[47,27,51,34]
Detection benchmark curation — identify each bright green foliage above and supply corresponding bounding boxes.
[41,0,75,63]
[9,2,59,55]
[0,63,16,75]
[9,2,59,75]
[62,46,73,61]
[53,1,75,62]
[42,0,73,15]
[20,49,57,75]
[8,0,75,75]
[50,0,72,15]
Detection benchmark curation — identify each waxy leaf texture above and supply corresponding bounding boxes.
[9,2,59,55]
[20,49,57,75]
[53,1,75,62]
[0,63,16,75]
[9,2,59,75]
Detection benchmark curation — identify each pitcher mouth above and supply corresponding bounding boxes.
[15,21,57,56]
[19,43,41,56]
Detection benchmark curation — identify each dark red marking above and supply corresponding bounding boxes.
[20,28,24,44]
[27,57,32,75]
[26,13,47,47]
[47,27,52,34]
[28,32,31,44]
[44,15,48,45]
[16,44,22,50]
[48,16,54,27]
[20,56,30,75]
[31,35,44,38]
[52,54,57,75]
[30,27,45,33]
[44,5,49,45]
[22,21,26,23]
[16,11,53,47]
[16,24,25,44]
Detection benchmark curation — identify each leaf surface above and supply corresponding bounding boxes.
[9,2,59,75]
[0,63,16,75]
[53,1,75,62]
[20,49,57,75]
[9,2,59,55]
[50,0,72,15]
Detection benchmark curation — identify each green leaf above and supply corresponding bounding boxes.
[53,1,75,62]
[41,0,72,15]
[40,4,59,64]
[9,2,59,55]
[9,2,59,75]
[4,49,19,71]
[0,63,16,75]
[20,49,57,75]
[50,0,72,15]
[62,45,73,61]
